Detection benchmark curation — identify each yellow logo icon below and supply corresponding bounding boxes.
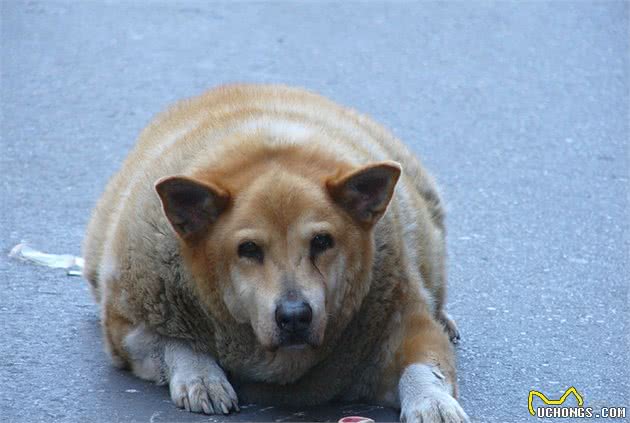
[528,386,584,416]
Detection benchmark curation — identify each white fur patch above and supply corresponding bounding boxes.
[97,246,120,307]
[98,248,119,285]
[241,118,314,142]
[400,363,452,400]
[399,364,469,423]
[123,325,164,383]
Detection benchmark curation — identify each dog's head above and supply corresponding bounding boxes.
[156,145,400,351]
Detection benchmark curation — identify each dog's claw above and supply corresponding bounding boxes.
[439,311,461,344]
[201,398,212,415]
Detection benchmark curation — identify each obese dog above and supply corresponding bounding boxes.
[83,84,468,422]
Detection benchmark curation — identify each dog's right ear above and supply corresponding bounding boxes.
[155,176,230,241]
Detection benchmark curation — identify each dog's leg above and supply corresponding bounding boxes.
[438,310,461,344]
[103,308,238,414]
[397,313,469,423]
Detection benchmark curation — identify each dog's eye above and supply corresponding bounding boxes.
[238,241,264,263]
[310,233,334,258]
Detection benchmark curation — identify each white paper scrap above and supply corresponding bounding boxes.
[9,243,84,276]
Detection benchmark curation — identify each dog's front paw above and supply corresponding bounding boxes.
[401,389,469,423]
[169,364,239,415]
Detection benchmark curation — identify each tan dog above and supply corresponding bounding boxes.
[83,84,469,422]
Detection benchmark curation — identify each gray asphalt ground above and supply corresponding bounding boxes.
[1,1,628,422]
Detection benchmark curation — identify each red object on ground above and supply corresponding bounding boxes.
[338,416,375,423]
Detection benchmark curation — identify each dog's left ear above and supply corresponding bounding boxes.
[327,161,401,226]
[155,176,230,242]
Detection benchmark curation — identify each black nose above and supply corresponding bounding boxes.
[275,300,312,333]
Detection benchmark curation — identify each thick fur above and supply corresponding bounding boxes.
[83,84,468,422]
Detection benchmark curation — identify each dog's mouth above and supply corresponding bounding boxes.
[281,342,309,350]
[261,330,322,352]
[279,331,316,348]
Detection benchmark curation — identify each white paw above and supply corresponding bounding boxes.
[401,389,469,423]
[169,366,239,415]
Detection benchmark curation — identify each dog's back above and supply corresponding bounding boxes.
[84,84,445,309]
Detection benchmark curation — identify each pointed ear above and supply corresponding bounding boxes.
[326,161,401,226]
[155,176,230,241]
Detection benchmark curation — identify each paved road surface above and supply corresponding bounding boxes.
[1,1,628,422]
